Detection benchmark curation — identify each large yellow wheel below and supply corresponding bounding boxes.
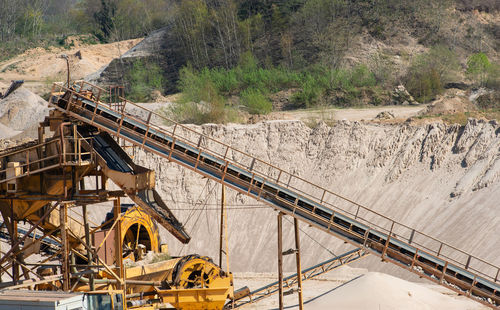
[172,255,226,289]
[120,205,160,261]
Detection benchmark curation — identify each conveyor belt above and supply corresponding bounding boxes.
[1,80,24,99]
[78,129,190,243]
[48,85,500,308]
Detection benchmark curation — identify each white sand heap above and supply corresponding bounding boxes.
[0,87,49,139]
[305,272,485,310]
[237,271,486,309]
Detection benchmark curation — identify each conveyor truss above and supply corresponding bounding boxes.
[38,80,500,308]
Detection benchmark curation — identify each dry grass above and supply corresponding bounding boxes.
[416,109,500,126]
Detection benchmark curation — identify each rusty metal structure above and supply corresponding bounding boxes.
[230,247,368,308]
[0,81,233,309]
[0,79,498,309]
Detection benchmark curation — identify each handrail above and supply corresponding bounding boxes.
[48,83,500,289]
[0,136,94,185]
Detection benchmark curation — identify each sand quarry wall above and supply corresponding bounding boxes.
[125,119,500,276]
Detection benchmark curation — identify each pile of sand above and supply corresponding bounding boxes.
[305,272,484,310]
[125,119,500,278]
[0,123,21,140]
[236,270,485,309]
[0,87,49,139]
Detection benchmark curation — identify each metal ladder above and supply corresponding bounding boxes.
[48,82,500,308]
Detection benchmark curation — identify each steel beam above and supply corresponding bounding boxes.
[277,212,284,310]
[294,218,304,310]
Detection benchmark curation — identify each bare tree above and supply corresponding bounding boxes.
[0,0,19,42]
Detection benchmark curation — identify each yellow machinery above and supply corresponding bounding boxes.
[120,205,160,262]
[0,83,233,309]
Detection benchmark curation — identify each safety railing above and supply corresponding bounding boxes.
[71,80,126,108]
[0,136,95,185]
[49,83,500,289]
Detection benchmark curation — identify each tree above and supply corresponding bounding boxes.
[208,0,242,68]
[93,0,117,41]
[466,53,491,86]
[0,0,20,42]
[173,0,211,68]
[19,0,49,38]
[405,46,460,102]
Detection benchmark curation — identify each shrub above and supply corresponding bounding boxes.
[167,98,239,124]
[467,53,491,87]
[127,60,164,102]
[405,46,459,103]
[240,88,272,114]
[171,67,239,124]
[350,65,376,87]
[292,73,324,107]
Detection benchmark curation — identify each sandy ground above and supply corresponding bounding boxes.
[274,105,427,122]
[0,38,141,94]
[233,269,486,309]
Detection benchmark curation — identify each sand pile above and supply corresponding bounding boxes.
[305,272,484,310]
[0,88,49,139]
[425,95,473,115]
[235,270,486,309]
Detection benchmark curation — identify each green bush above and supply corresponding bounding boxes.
[291,65,379,107]
[240,88,272,114]
[171,67,239,124]
[405,46,459,103]
[466,53,491,87]
[350,65,376,88]
[292,73,323,107]
[178,66,223,104]
[127,60,164,102]
[167,98,239,125]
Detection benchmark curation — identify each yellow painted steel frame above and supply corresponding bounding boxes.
[157,283,233,310]
[161,256,234,310]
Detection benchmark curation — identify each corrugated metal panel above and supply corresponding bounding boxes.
[0,291,83,310]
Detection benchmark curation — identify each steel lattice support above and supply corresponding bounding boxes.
[230,248,369,308]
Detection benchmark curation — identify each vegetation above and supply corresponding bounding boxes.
[126,60,164,102]
[404,46,460,103]
[1,0,499,123]
[0,0,169,60]
[166,66,239,124]
[240,88,272,114]
[167,52,386,122]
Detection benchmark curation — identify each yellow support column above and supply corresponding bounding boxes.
[113,198,126,295]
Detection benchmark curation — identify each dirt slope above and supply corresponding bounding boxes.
[0,38,141,94]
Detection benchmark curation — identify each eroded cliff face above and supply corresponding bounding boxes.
[128,119,500,274]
